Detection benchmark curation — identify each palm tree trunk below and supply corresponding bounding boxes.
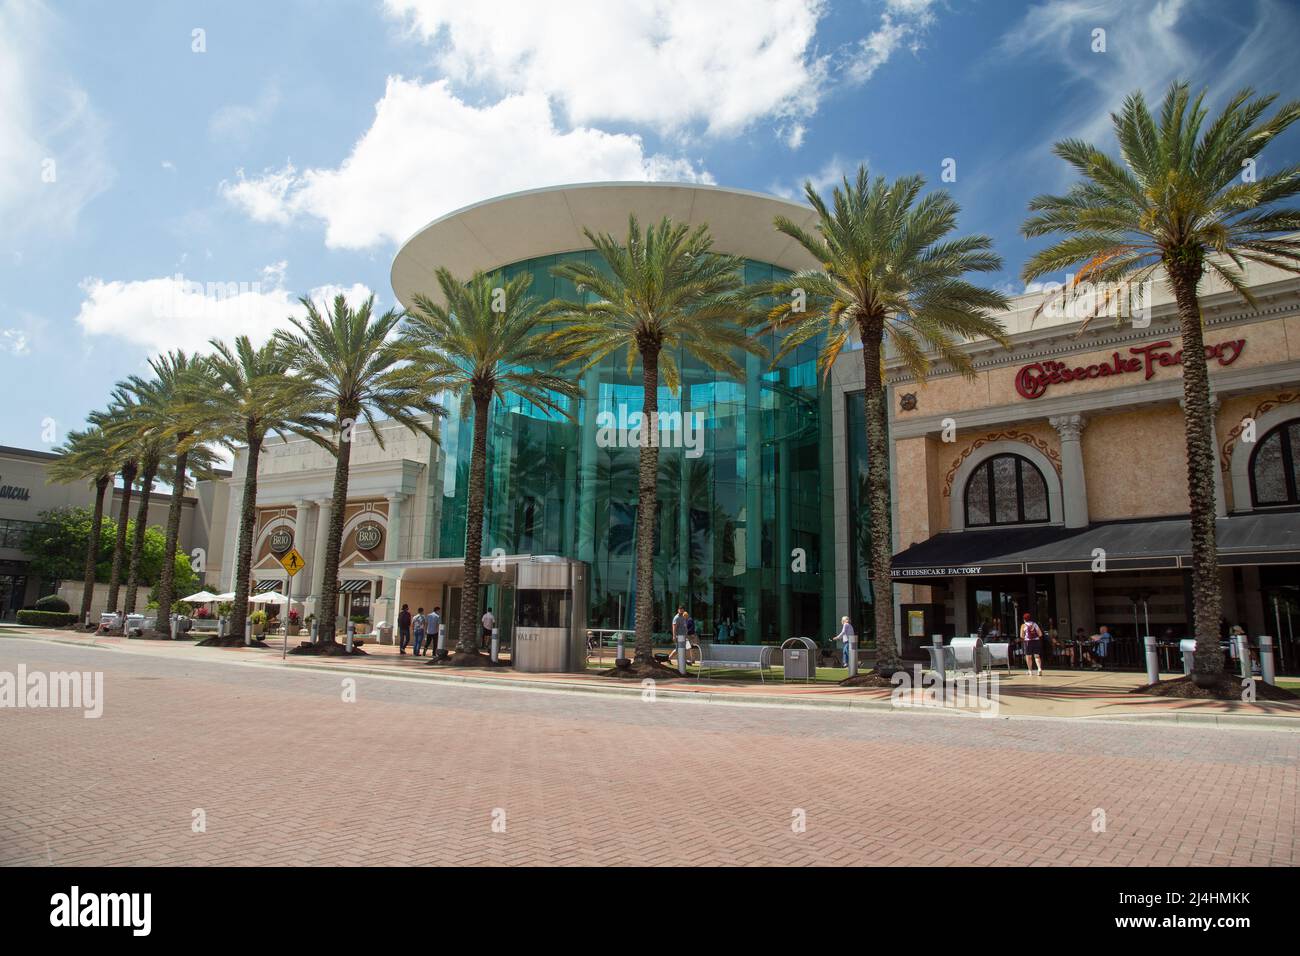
[1168,261,1225,684]
[633,345,661,666]
[456,393,492,655]
[106,460,137,614]
[123,460,157,614]
[861,322,902,675]
[153,447,189,633]
[229,429,263,641]
[316,419,353,644]
[80,474,110,623]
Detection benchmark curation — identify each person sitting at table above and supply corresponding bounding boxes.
[1082,626,1113,670]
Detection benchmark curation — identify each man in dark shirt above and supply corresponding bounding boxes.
[397,604,412,655]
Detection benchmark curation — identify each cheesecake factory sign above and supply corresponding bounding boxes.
[1014,338,1246,400]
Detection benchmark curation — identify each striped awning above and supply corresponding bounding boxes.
[338,579,371,594]
[253,580,280,593]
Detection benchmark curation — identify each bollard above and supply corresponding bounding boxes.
[931,635,946,703]
[245,618,252,647]
[169,614,178,641]
[847,641,858,678]
[1235,635,1251,679]
[490,627,500,664]
[1143,635,1159,684]
[616,632,626,661]
[310,621,318,644]
[1259,635,1276,685]
[1180,639,1195,675]
[217,615,225,639]
[346,621,355,653]
[437,623,448,658]
[676,638,687,675]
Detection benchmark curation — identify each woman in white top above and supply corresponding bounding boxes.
[835,616,855,668]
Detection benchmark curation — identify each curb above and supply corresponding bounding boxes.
[5,630,1298,729]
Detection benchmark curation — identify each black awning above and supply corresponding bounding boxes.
[253,579,279,593]
[338,579,371,593]
[891,511,1300,580]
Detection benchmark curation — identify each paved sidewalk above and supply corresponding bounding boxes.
[4,625,1297,725]
[2,636,1298,867]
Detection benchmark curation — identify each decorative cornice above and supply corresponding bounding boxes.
[1219,392,1300,471]
[941,430,1061,498]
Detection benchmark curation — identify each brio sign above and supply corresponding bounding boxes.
[1014,338,1246,400]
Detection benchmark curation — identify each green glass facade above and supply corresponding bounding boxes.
[433,251,837,644]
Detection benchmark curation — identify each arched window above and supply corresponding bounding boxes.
[964,453,1050,527]
[1250,418,1300,507]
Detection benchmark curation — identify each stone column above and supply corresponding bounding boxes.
[1049,413,1089,528]
[308,497,332,616]
[384,493,405,562]
[292,499,311,617]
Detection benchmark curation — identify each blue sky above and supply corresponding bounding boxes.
[3,0,1300,451]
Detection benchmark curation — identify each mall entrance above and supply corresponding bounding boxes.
[967,575,1057,641]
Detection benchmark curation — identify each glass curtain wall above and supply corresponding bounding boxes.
[434,252,836,644]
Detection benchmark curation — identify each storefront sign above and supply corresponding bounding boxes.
[354,522,382,551]
[1014,338,1246,400]
[269,528,293,554]
[0,477,31,501]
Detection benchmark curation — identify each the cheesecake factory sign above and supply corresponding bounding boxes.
[1014,338,1246,400]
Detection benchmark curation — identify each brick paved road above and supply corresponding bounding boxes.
[1,638,1296,866]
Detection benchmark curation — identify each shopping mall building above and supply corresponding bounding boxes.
[212,182,1300,670]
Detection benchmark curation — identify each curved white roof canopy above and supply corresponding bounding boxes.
[389,181,821,309]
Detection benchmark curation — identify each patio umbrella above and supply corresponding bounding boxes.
[211,592,236,601]
[181,590,219,603]
[248,590,289,604]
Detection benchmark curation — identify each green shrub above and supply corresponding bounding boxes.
[16,610,78,627]
[34,594,71,613]
[249,609,268,626]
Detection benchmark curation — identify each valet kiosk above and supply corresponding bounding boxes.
[511,556,588,673]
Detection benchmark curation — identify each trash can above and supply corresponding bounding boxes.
[376,622,394,645]
[124,613,146,637]
[1179,638,1196,675]
[780,637,818,681]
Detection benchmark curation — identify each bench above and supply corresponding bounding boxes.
[982,641,1011,672]
[696,642,775,682]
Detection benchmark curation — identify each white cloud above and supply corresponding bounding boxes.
[221,77,714,250]
[0,0,113,240]
[843,0,937,84]
[72,266,373,356]
[209,83,281,144]
[383,0,827,135]
[999,0,1195,147]
[0,328,30,355]
[770,153,869,200]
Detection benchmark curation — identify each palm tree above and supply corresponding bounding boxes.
[543,216,765,676]
[757,166,1010,678]
[91,395,139,617]
[48,424,117,623]
[1021,82,1300,688]
[133,351,219,634]
[105,381,168,617]
[275,294,447,650]
[404,269,579,660]
[199,335,331,644]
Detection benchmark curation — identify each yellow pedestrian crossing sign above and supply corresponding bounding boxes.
[279,547,306,577]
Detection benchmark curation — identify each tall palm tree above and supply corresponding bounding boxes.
[404,269,579,660]
[543,216,765,675]
[275,294,447,649]
[132,351,218,634]
[757,166,1010,678]
[1021,82,1300,688]
[91,394,139,616]
[105,381,168,617]
[199,335,331,643]
[48,424,117,623]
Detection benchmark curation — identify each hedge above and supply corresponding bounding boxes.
[34,594,71,613]
[15,610,79,627]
